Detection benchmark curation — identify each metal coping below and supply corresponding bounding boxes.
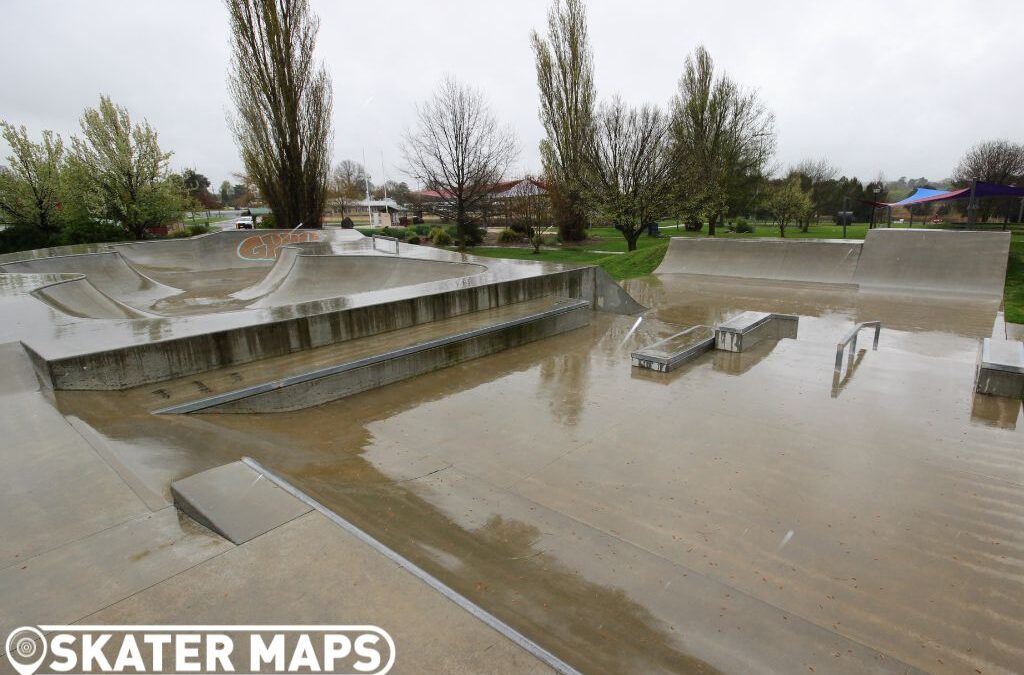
[716,312,798,335]
[630,326,715,367]
[155,298,591,414]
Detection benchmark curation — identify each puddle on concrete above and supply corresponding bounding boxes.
[55,275,1024,674]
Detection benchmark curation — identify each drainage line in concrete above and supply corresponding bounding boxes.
[241,457,582,675]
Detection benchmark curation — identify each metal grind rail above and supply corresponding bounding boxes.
[372,234,400,255]
[835,321,881,372]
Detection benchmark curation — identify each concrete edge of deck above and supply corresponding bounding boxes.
[159,298,591,414]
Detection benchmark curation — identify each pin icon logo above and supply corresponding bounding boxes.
[6,626,47,675]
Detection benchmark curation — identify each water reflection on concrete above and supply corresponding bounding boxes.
[54,273,1024,675]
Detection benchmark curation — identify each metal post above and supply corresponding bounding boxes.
[842,196,849,238]
[1018,197,1024,225]
[967,179,978,229]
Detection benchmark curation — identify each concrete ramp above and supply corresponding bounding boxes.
[854,229,1011,298]
[171,461,312,544]
[1,251,178,306]
[250,254,487,308]
[30,276,154,319]
[116,229,365,271]
[655,237,862,285]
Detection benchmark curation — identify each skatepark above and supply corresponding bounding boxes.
[2,227,1023,674]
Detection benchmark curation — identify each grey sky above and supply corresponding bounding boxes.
[1,0,1021,189]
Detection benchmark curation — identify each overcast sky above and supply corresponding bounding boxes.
[1,0,1021,189]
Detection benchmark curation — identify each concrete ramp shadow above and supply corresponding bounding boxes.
[171,460,312,544]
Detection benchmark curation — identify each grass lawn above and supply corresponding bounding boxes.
[1005,234,1024,325]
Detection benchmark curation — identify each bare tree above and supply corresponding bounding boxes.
[791,158,838,184]
[671,45,775,236]
[953,139,1024,185]
[583,97,674,251]
[330,160,370,215]
[531,0,595,242]
[952,139,1024,223]
[226,0,333,229]
[402,77,518,247]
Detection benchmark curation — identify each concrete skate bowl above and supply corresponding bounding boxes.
[1,229,490,319]
[234,251,488,308]
[655,229,1011,299]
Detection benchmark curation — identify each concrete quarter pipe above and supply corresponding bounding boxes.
[655,229,1011,299]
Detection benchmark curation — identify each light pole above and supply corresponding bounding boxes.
[871,185,881,229]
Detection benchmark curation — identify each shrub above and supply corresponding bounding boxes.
[407,235,421,245]
[340,216,355,229]
[431,229,453,246]
[186,224,214,236]
[734,219,754,234]
[414,224,431,236]
[59,220,131,245]
[379,226,409,240]
[257,213,276,228]
[0,225,58,254]
[497,227,521,243]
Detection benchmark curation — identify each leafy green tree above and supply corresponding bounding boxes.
[531,0,595,242]
[66,96,185,239]
[219,180,231,205]
[583,97,673,251]
[767,177,812,238]
[0,122,65,233]
[226,0,333,229]
[670,46,775,236]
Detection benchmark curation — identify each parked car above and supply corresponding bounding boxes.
[235,216,253,229]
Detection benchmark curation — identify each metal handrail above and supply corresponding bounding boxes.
[371,234,400,255]
[835,321,880,372]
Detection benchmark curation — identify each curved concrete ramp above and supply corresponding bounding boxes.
[854,229,1011,298]
[250,254,487,308]
[1,251,178,306]
[30,276,154,319]
[116,229,364,271]
[655,237,862,285]
[229,245,302,302]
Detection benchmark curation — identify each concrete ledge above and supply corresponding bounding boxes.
[171,461,312,544]
[158,298,591,414]
[976,338,1024,398]
[715,312,799,352]
[631,326,714,372]
[37,268,596,391]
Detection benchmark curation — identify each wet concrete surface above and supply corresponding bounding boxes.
[47,273,1024,674]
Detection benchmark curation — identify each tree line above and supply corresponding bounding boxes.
[4,0,1022,255]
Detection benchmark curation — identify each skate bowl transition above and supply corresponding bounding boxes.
[0,228,643,398]
[656,228,1011,298]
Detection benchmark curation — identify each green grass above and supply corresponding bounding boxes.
[1005,234,1024,325]
[596,244,669,279]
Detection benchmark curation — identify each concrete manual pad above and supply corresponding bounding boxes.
[714,311,799,352]
[976,338,1024,397]
[631,325,714,372]
[171,461,312,544]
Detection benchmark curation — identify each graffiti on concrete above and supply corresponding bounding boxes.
[236,231,322,261]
